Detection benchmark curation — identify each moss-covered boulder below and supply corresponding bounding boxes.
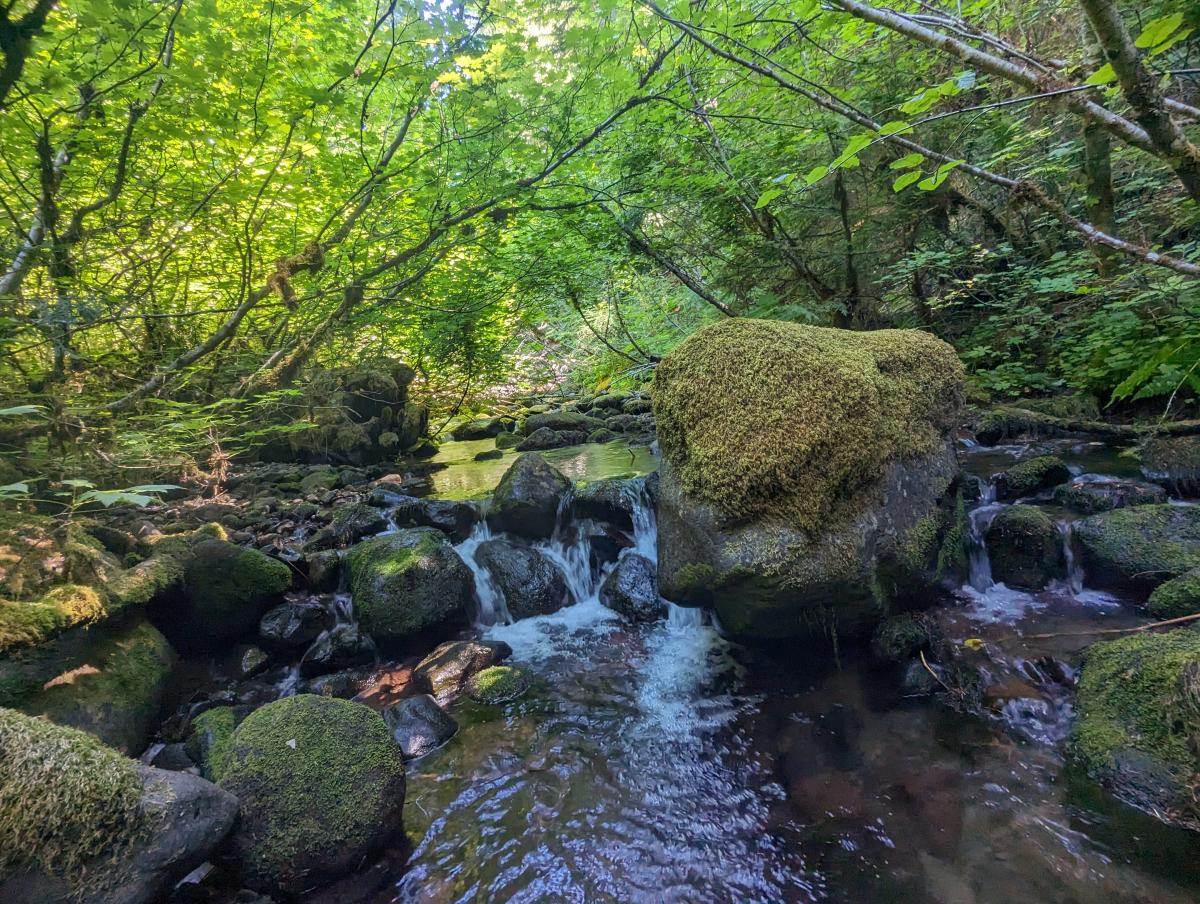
[0,709,237,904]
[1052,474,1167,514]
[652,319,964,641]
[450,417,505,440]
[985,505,1063,590]
[217,695,406,895]
[346,528,472,644]
[1147,568,1200,619]
[522,411,604,435]
[992,455,1071,501]
[1075,505,1200,593]
[1070,628,1200,830]
[487,452,572,539]
[467,665,532,704]
[1140,435,1200,497]
[186,706,237,781]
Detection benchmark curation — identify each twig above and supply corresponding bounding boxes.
[1025,613,1200,640]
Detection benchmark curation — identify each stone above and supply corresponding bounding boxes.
[590,392,631,411]
[1140,435,1200,497]
[303,502,388,551]
[1052,474,1167,514]
[233,644,271,679]
[389,495,477,543]
[487,453,572,539]
[985,505,1063,590]
[475,448,504,461]
[475,538,569,619]
[622,397,653,415]
[992,455,1071,501]
[571,476,645,529]
[517,426,570,451]
[410,639,512,701]
[299,468,339,496]
[522,411,603,435]
[383,694,457,759]
[450,418,505,440]
[303,549,341,591]
[1147,568,1200,619]
[1075,504,1200,593]
[600,554,663,622]
[186,706,237,781]
[467,665,532,704]
[259,600,334,650]
[298,624,375,678]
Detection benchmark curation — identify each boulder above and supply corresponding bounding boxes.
[303,549,341,591]
[1140,436,1200,497]
[1052,474,1167,514]
[298,624,375,678]
[992,455,1070,501]
[1070,627,1200,831]
[450,417,505,440]
[622,397,653,415]
[475,539,569,620]
[303,503,388,551]
[467,665,532,704]
[604,413,639,433]
[652,319,964,641]
[475,449,504,461]
[587,428,617,444]
[383,694,457,759]
[346,529,472,643]
[389,495,477,543]
[522,411,603,435]
[298,468,339,496]
[985,505,1063,590]
[1147,568,1200,619]
[186,706,237,780]
[495,431,523,450]
[517,426,570,451]
[1075,505,1200,593]
[487,453,572,539]
[590,392,631,411]
[259,600,334,650]
[217,695,406,895]
[571,476,644,529]
[410,639,511,701]
[0,710,237,904]
[600,554,663,621]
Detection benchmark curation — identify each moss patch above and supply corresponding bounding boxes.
[994,456,1070,501]
[985,504,1062,590]
[651,319,963,532]
[1075,505,1200,592]
[467,665,532,704]
[190,706,237,781]
[1148,569,1200,619]
[0,585,105,655]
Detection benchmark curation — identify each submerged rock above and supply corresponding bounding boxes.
[1053,474,1167,514]
[1140,435,1200,497]
[985,505,1063,590]
[346,529,472,644]
[383,694,457,759]
[467,665,532,704]
[993,455,1070,501]
[410,639,512,701]
[217,694,406,896]
[1147,568,1200,619]
[0,710,237,904]
[600,554,663,622]
[652,319,964,642]
[487,453,572,539]
[475,539,569,619]
[1075,505,1200,593]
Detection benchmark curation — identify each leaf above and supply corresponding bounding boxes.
[877,120,912,137]
[1110,342,1185,403]
[1149,27,1193,58]
[918,158,965,190]
[963,638,984,651]
[1134,12,1184,49]
[79,490,156,508]
[803,165,828,185]
[0,482,29,496]
[0,405,43,417]
[754,188,784,209]
[892,169,924,192]
[1083,63,1116,86]
[889,152,924,170]
[60,478,96,489]
[125,484,183,494]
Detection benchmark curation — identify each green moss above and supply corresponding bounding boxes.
[898,513,940,574]
[871,612,936,663]
[935,490,970,579]
[0,585,105,655]
[985,504,1062,590]
[467,665,532,704]
[523,411,603,434]
[1075,505,1200,591]
[1140,436,1200,493]
[0,708,146,887]
[173,539,291,641]
[652,319,963,533]
[1148,569,1200,619]
[994,455,1070,500]
[190,706,237,781]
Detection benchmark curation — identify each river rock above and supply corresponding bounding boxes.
[467,665,532,704]
[389,495,478,542]
[1140,435,1200,497]
[1052,474,1167,514]
[522,411,603,435]
[600,553,663,621]
[410,639,512,701]
[346,528,473,643]
[487,453,572,539]
[1075,504,1200,592]
[985,505,1063,590]
[450,417,505,440]
[993,455,1071,501]
[1147,568,1200,619]
[571,476,644,529]
[383,694,457,759]
[218,695,406,895]
[259,599,334,649]
[304,548,341,591]
[590,392,631,411]
[299,624,375,678]
[622,397,653,415]
[303,502,388,551]
[186,706,238,780]
[653,319,964,641]
[475,538,569,619]
[0,710,238,904]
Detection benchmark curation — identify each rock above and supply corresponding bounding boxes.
[389,495,477,543]
[467,665,532,704]
[495,431,523,450]
[346,529,472,644]
[571,476,644,529]
[450,417,505,440]
[973,407,1050,446]
[303,502,388,551]
[622,397,653,415]
[383,694,457,759]
[587,428,617,443]
[1147,568,1200,619]
[259,600,334,650]
[145,741,195,772]
[522,411,603,435]
[300,665,378,699]
[993,455,1071,501]
[474,449,504,461]
[652,320,964,642]
[303,549,341,591]
[233,644,271,679]
[517,426,588,451]
[299,468,339,496]
[475,539,569,619]
[186,706,238,780]
[299,624,375,678]
[0,710,238,904]
[590,392,631,411]
[1052,474,1167,514]
[1075,504,1200,592]
[1140,435,1200,497]
[603,413,639,432]
[985,505,1063,590]
[487,453,572,539]
[1070,627,1200,830]
[870,612,939,664]
[217,695,406,896]
[600,554,662,621]
[410,639,512,701]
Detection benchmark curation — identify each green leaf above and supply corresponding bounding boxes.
[0,482,29,496]
[0,405,43,417]
[893,169,924,192]
[126,484,183,494]
[803,164,829,185]
[1149,27,1192,58]
[60,478,96,489]
[889,152,924,170]
[79,490,156,508]
[754,188,784,209]
[877,120,912,137]
[1083,63,1116,86]
[1134,13,1184,49]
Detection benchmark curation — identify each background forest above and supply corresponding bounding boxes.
[1,0,1198,478]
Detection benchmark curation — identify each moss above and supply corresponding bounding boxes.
[994,455,1070,501]
[172,539,291,642]
[1070,628,1200,822]
[985,504,1062,590]
[523,411,603,435]
[1140,436,1200,494]
[898,513,940,575]
[1148,569,1200,619]
[651,319,963,533]
[218,695,405,894]
[1019,394,1101,420]
[935,490,970,580]
[0,708,146,887]
[1075,505,1200,591]
[467,665,532,704]
[0,585,105,655]
[871,612,936,663]
[190,706,237,781]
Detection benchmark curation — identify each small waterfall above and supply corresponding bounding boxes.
[1057,520,1084,596]
[456,520,513,627]
[966,502,1005,592]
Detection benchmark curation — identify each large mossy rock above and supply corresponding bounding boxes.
[346,528,472,643]
[1148,568,1200,619]
[0,709,237,904]
[475,538,568,619]
[652,319,964,641]
[1075,505,1200,593]
[487,452,572,539]
[1070,628,1200,830]
[985,505,1062,590]
[522,411,603,435]
[216,695,405,896]
[992,455,1070,501]
[1140,435,1200,497]
[1053,474,1167,514]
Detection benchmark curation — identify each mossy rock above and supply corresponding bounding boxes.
[487,452,572,539]
[495,431,522,450]
[186,706,238,781]
[522,411,603,435]
[985,505,1063,590]
[1070,628,1200,829]
[870,612,938,664]
[450,417,504,440]
[1052,475,1166,514]
[1147,568,1200,619]
[1075,505,1200,593]
[590,391,631,411]
[993,456,1070,501]
[218,695,406,895]
[298,467,339,496]
[1018,394,1101,421]
[1140,436,1200,497]
[467,665,532,704]
[346,528,472,644]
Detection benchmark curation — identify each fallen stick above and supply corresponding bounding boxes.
[1025,612,1200,640]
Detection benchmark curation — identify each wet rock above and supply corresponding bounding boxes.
[600,554,663,621]
[985,505,1063,590]
[1140,435,1200,497]
[476,538,569,619]
[304,548,341,591]
[467,665,532,704]
[299,624,375,679]
[622,397,653,415]
[233,644,271,679]
[300,665,378,699]
[871,612,940,664]
[259,600,334,649]
[145,741,196,773]
[450,417,505,440]
[587,428,617,443]
[487,453,572,539]
[993,455,1071,501]
[1075,504,1200,592]
[1147,568,1200,619]
[571,476,643,529]
[389,495,477,543]
[303,502,388,551]
[1053,474,1167,514]
[590,391,631,411]
[410,639,512,701]
[299,467,340,496]
[217,695,406,896]
[347,528,473,644]
[186,706,238,780]
[474,448,504,461]
[0,709,238,904]
[522,411,604,435]
[383,694,458,759]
